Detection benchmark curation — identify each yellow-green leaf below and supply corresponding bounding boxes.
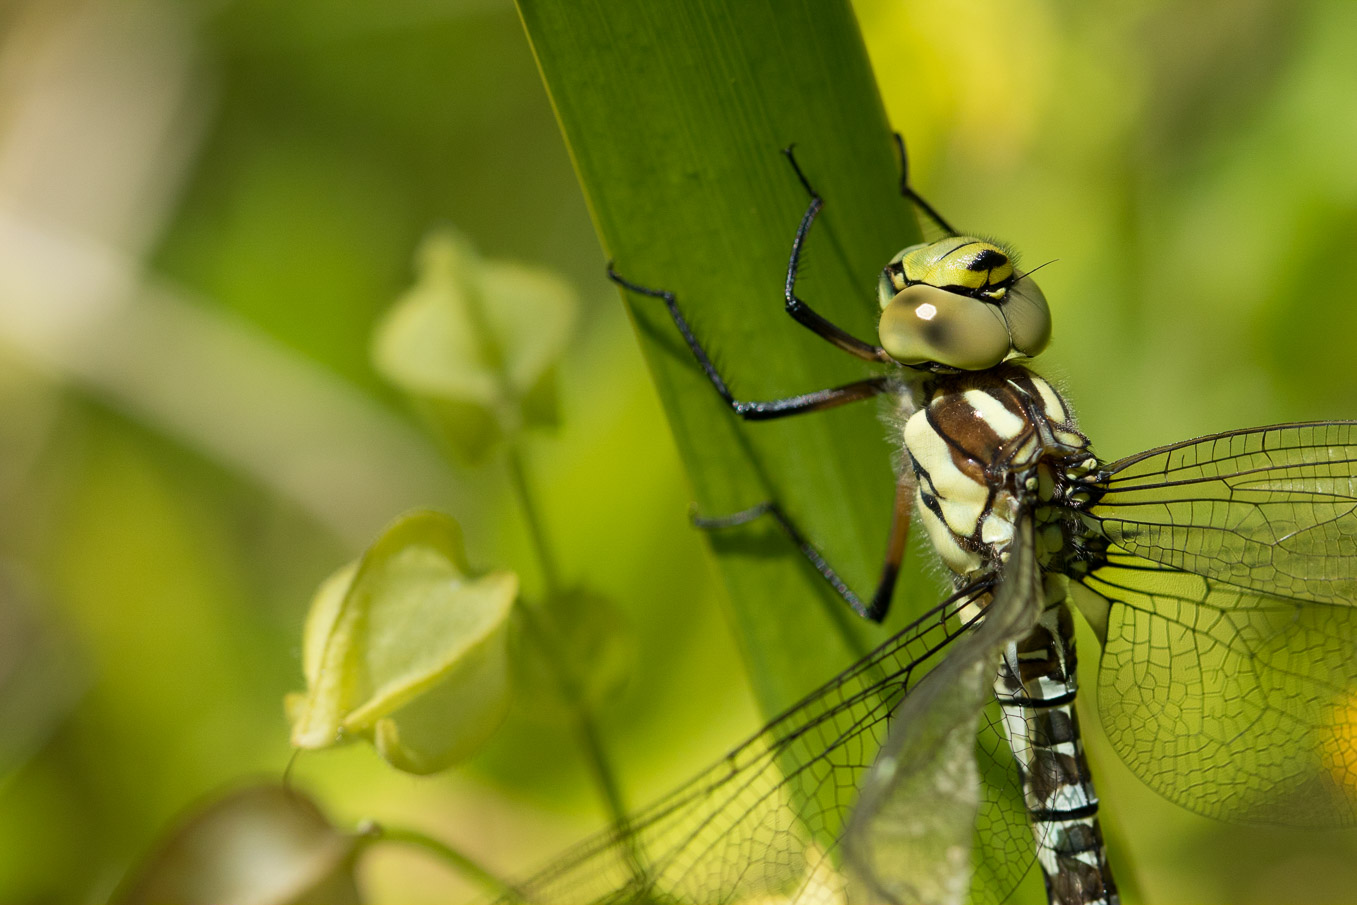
[372,229,577,464]
[287,510,517,773]
[369,629,509,775]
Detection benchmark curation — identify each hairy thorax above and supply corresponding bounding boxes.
[902,365,1097,584]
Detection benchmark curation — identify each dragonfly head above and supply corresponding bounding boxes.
[876,237,1051,371]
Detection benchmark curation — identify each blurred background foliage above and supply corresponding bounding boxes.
[2,0,1357,902]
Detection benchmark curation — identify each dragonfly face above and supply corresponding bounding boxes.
[877,237,1052,370]
[513,144,1357,905]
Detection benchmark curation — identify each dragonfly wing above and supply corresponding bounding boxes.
[1091,421,1357,606]
[845,515,1044,905]
[509,585,992,904]
[1079,548,1357,826]
[1083,421,1357,826]
[971,696,1040,904]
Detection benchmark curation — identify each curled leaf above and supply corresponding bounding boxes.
[373,229,577,463]
[287,510,517,774]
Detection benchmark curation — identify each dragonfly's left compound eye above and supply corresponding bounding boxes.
[879,283,1013,369]
[876,238,1052,370]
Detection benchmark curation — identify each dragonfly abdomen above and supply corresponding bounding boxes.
[996,602,1118,905]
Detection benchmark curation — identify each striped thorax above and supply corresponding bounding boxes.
[903,367,1089,581]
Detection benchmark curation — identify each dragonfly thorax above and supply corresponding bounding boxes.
[903,366,1092,584]
[877,237,1052,371]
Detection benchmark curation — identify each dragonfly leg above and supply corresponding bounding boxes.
[609,265,893,420]
[780,146,894,364]
[891,133,959,237]
[694,473,913,624]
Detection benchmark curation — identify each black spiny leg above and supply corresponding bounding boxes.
[779,146,895,364]
[694,471,914,623]
[608,265,892,421]
[892,133,959,237]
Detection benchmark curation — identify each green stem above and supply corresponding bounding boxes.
[569,687,630,827]
[503,443,632,824]
[498,367,641,880]
[563,693,648,889]
[505,443,562,594]
[366,823,524,901]
[512,600,630,827]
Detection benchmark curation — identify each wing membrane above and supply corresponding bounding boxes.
[846,516,1043,905]
[1092,421,1357,605]
[1080,548,1357,826]
[510,581,1035,905]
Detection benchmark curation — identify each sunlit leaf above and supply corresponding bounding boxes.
[372,229,578,464]
[516,0,922,721]
[287,510,517,774]
[114,784,362,905]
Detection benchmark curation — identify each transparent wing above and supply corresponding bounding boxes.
[1080,421,1357,826]
[1080,550,1357,826]
[845,516,1043,905]
[1091,421,1357,605]
[508,582,1037,905]
[970,699,1036,903]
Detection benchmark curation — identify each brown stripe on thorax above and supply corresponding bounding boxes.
[921,371,1035,487]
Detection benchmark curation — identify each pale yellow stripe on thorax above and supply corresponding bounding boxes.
[964,388,1026,439]
[1030,375,1068,421]
[903,405,987,577]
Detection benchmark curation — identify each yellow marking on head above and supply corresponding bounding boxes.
[897,238,1015,302]
[949,267,989,291]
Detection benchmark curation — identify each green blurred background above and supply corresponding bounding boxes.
[2,0,1357,902]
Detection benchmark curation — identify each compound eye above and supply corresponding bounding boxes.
[1003,276,1052,357]
[879,284,1011,370]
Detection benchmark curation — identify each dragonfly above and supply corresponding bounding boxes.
[506,140,1357,905]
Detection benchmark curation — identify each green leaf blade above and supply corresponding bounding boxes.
[519,0,931,715]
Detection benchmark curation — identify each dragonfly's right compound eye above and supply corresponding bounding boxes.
[876,238,1052,370]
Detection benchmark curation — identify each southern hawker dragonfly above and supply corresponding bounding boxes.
[506,142,1357,905]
